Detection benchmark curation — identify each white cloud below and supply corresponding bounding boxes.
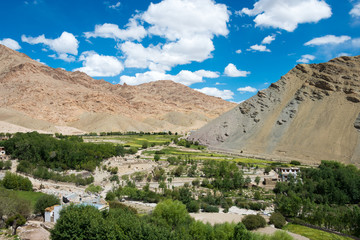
[21,31,79,55]
[35,59,46,65]
[296,54,315,63]
[84,19,146,41]
[215,82,226,85]
[304,35,351,46]
[237,86,257,93]
[0,38,21,50]
[224,63,250,77]
[118,0,230,72]
[195,87,234,100]
[49,53,76,62]
[120,69,218,86]
[350,3,360,17]
[74,51,124,77]
[240,0,332,32]
[109,2,121,9]
[248,44,270,52]
[235,49,242,54]
[262,35,276,44]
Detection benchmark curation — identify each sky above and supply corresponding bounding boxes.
[1,0,360,103]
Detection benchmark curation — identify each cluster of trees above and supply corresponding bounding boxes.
[84,131,178,137]
[2,132,130,171]
[201,161,245,192]
[51,200,293,240]
[274,160,360,237]
[174,139,205,150]
[1,172,32,191]
[17,162,94,186]
[0,160,11,170]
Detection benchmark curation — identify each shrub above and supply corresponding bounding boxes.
[203,204,219,213]
[242,214,266,230]
[105,192,116,201]
[3,172,33,191]
[269,212,286,229]
[35,194,60,215]
[186,200,200,213]
[85,184,102,194]
[233,222,253,240]
[154,154,160,162]
[290,160,301,166]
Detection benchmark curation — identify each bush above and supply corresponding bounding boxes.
[105,192,116,201]
[186,200,200,213]
[242,214,266,230]
[269,212,286,229]
[35,194,60,215]
[154,154,160,162]
[85,184,102,193]
[290,160,301,166]
[2,172,33,191]
[202,204,219,213]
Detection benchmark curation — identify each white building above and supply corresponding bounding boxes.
[277,167,300,182]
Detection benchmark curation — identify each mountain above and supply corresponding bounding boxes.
[0,44,236,134]
[189,56,360,165]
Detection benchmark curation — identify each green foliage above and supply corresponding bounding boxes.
[85,184,102,194]
[151,199,191,229]
[105,192,116,201]
[35,194,60,215]
[3,132,117,171]
[154,154,160,162]
[6,213,26,235]
[269,212,286,229]
[2,171,33,191]
[284,224,352,240]
[0,188,32,218]
[233,222,253,240]
[290,160,301,166]
[186,200,200,213]
[242,214,266,230]
[202,204,219,213]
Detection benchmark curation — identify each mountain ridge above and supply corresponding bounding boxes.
[189,55,360,165]
[0,44,236,133]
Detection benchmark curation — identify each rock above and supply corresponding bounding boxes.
[355,113,360,130]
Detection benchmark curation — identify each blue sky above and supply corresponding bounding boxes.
[1,0,360,103]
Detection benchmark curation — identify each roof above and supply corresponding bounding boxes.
[45,205,60,212]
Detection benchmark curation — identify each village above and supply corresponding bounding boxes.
[0,132,305,240]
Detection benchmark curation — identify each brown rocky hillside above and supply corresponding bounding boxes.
[189,56,360,165]
[0,44,236,133]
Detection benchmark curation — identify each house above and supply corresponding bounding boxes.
[44,198,109,223]
[277,167,300,182]
[0,147,8,161]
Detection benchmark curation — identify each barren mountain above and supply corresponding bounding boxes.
[189,56,360,165]
[0,44,236,133]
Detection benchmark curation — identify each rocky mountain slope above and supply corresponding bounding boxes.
[189,56,360,165]
[0,44,236,133]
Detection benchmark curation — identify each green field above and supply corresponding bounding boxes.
[13,190,46,209]
[284,224,353,240]
[84,134,175,148]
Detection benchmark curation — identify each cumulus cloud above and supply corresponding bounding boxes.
[84,19,146,41]
[49,53,76,62]
[239,0,332,32]
[21,31,79,55]
[296,54,315,63]
[247,44,270,52]
[118,0,230,71]
[74,51,124,77]
[194,87,234,100]
[0,38,21,50]
[235,49,242,54]
[237,86,257,93]
[350,3,360,17]
[120,69,218,86]
[262,35,276,44]
[224,63,250,77]
[304,35,351,46]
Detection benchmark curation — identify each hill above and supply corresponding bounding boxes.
[189,56,360,165]
[0,44,236,134]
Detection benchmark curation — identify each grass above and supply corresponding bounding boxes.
[84,134,175,148]
[283,224,353,240]
[13,190,46,209]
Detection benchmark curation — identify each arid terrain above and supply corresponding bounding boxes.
[189,56,360,165]
[0,44,236,134]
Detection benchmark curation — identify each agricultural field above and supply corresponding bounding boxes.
[283,224,353,240]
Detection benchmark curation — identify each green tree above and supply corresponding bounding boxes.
[154,154,160,162]
[233,222,253,240]
[35,194,60,215]
[6,214,26,235]
[269,212,286,229]
[242,214,266,230]
[151,199,191,230]
[245,176,252,186]
[255,176,261,186]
